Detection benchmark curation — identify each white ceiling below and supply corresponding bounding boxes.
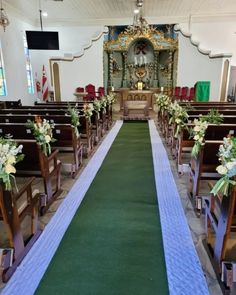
[5,0,236,26]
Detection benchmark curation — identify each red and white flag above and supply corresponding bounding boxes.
[35,72,41,99]
[42,65,49,101]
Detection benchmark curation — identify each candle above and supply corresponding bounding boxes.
[138,82,143,90]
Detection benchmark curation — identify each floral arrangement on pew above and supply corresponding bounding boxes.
[83,103,94,124]
[106,93,116,105]
[191,119,208,158]
[211,136,236,196]
[26,116,55,156]
[155,93,171,115]
[199,109,224,124]
[93,99,101,119]
[100,96,107,114]
[168,101,189,138]
[67,104,80,138]
[190,109,224,158]
[0,136,24,191]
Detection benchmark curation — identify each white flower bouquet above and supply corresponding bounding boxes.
[155,94,171,115]
[191,119,208,158]
[211,136,236,196]
[0,136,24,190]
[93,99,101,119]
[67,104,80,138]
[168,102,189,138]
[100,96,107,113]
[83,103,94,123]
[106,93,116,105]
[26,116,55,156]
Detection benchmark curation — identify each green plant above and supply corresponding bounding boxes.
[200,109,224,124]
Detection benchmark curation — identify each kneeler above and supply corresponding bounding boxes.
[0,177,42,282]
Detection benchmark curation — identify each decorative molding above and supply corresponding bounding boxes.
[50,26,109,63]
[174,24,232,59]
[104,27,178,52]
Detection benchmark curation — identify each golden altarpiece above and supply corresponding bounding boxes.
[103,25,178,109]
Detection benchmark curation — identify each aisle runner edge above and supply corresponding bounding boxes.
[149,120,209,295]
[1,120,123,295]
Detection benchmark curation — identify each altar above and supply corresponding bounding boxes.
[117,89,154,110]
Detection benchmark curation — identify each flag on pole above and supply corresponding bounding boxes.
[42,65,49,101]
[35,72,41,100]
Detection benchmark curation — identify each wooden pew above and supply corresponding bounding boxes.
[0,112,93,157]
[0,177,42,282]
[14,139,62,215]
[204,182,236,274]
[176,124,236,173]
[188,140,223,213]
[0,122,84,176]
[52,124,83,177]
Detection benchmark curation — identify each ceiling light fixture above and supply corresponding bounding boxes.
[126,0,151,35]
[0,0,9,32]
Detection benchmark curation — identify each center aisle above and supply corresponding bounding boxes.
[36,122,168,295]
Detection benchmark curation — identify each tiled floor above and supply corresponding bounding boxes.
[0,107,223,294]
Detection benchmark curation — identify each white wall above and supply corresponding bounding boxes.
[0,14,35,105]
[29,25,105,96]
[56,36,104,100]
[177,33,224,100]
[0,4,105,105]
[179,21,236,64]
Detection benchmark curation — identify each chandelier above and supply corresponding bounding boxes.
[125,0,153,35]
[0,0,9,32]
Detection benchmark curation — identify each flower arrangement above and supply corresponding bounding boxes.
[155,93,171,114]
[200,109,223,124]
[191,119,208,158]
[100,96,107,113]
[83,103,94,123]
[67,104,80,138]
[26,116,55,156]
[106,93,116,105]
[211,136,236,196]
[0,136,24,190]
[168,101,189,138]
[93,99,101,119]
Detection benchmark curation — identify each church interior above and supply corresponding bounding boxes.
[0,0,236,294]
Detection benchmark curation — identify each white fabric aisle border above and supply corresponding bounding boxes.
[2,120,123,295]
[149,120,209,295]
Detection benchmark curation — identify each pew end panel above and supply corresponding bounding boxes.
[188,141,223,215]
[14,140,62,215]
[0,177,42,282]
[52,125,83,178]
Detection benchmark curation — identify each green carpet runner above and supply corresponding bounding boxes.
[36,122,168,295]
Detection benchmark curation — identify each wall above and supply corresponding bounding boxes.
[53,34,104,100]
[30,25,106,101]
[177,33,224,100]
[179,21,236,64]
[0,3,106,104]
[0,13,35,105]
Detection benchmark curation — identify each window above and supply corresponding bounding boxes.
[23,35,34,94]
[0,45,7,96]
